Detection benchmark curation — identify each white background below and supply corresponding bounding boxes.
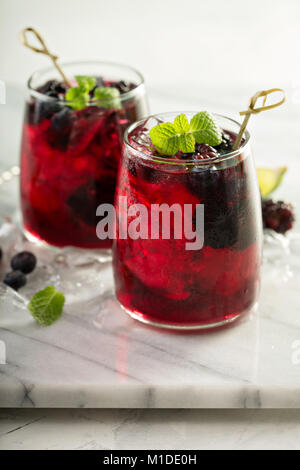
[1,0,300,450]
[1,0,300,168]
[1,0,300,93]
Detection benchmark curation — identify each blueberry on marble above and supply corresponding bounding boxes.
[3,271,27,291]
[11,251,37,274]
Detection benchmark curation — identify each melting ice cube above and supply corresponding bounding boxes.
[129,116,163,155]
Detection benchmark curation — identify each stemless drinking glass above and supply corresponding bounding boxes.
[113,112,263,329]
[20,61,149,249]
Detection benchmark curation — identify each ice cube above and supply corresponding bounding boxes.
[263,229,290,262]
[68,107,106,155]
[56,261,110,306]
[19,245,109,304]
[0,216,23,252]
[0,283,27,310]
[142,115,164,128]
[52,247,110,304]
[21,264,60,300]
[0,283,31,331]
[129,116,163,155]
[0,216,23,276]
[54,247,112,267]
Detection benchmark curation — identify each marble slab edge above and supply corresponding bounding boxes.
[1,382,300,408]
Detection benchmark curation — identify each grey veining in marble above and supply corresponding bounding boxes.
[2,409,300,450]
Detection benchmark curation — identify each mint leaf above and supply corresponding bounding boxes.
[65,87,89,110]
[65,75,96,110]
[94,87,121,109]
[75,75,96,93]
[28,286,65,326]
[178,134,195,153]
[149,123,179,155]
[149,111,222,155]
[190,111,222,146]
[175,114,196,152]
[174,113,190,133]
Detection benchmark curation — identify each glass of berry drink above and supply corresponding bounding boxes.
[113,112,263,329]
[20,61,149,249]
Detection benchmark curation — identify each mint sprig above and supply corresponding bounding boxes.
[94,87,121,109]
[190,112,222,147]
[65,75,96,110]
[66,75,121,111]
[149,112,222,155]
[28,286,65,326]
[148,123,179,155]
[76,75,97,92]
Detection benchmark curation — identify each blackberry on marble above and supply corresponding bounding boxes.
[262,199,295,234]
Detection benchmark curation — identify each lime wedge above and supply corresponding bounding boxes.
[257,167,287,198]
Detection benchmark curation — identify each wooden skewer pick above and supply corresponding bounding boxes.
[232,88,286,151]
[19,27,71,87]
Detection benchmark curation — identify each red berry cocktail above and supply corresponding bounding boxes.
[113,112,263,329]
[20,61,148,248]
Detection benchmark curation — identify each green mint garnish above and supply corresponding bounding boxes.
[65,75,96,110]
[66,75,121,111]
[174,113,190,133]
[28,286,65,326]
[189,112,222,147]
[149,112,222,155]
[149,123,179,155]
[94,86,121,109]
[65,88,89,110]
[76,75,97,92]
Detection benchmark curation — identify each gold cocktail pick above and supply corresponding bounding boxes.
[232,88,286,151]
[19,27,72,87]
